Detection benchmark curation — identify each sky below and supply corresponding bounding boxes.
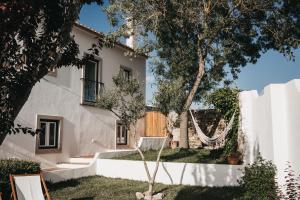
[79,3,300,106]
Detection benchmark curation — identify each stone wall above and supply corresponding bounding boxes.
[188,109,226,148]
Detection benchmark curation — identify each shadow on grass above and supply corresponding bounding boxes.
[71,197,95,200]
[160,148,226,164]
[161,148,199,161]
[175,186,242,200]
[48,179,81,192]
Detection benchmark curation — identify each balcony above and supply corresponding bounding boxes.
[81,78,104,104]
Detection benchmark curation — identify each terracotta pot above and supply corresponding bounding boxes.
[170,141,179,149]
[227,153,240,165]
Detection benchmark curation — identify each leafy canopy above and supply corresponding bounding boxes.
[96,72,145,128]
[106,0,300,111]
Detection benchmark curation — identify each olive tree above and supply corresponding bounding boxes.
[105,0,300,148]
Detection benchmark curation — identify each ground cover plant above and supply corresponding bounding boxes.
[48,176,242,200]
[238,155,280,200]
[0,159,40,199]
[113,148,231,164]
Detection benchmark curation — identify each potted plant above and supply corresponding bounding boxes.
[227,151,241,165]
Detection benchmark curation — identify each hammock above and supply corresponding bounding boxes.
[189,109,236,148]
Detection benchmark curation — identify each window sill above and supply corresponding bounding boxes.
[35,148,62,154]
[80,101,97,107]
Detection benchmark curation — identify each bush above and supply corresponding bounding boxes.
[282,163,300,200]
[205,87,241,158]
[0,159,40,199]
[238,155,280,200]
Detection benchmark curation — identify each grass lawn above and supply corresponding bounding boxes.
[49,176,242,200]
[113,148,229,164]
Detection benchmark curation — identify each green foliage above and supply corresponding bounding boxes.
[238,155,280,200]
[154,78,186,115]
[107,0,300,109]
[0,159,40,199]
[282,163,300,200]
[205,88,240,120]
[96,72,145,129]
[205,87,240,156]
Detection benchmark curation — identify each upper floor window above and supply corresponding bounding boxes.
[120,66,132,81]
[82,58,104,103]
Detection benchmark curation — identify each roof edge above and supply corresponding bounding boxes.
[74,22,148,59]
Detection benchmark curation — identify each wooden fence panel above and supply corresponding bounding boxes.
[145,111,167,137]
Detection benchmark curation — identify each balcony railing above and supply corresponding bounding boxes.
[81,78,104,103]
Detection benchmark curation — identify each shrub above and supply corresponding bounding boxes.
[205,87,241,158]
[282,162,300,200]
[238,155,280,200]
[0,159,40,199]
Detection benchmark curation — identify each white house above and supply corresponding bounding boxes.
[0,23,147,168]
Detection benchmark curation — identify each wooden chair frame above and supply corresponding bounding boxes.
[9,173,51,200]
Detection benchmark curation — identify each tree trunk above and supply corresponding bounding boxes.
[179,53,205,148]
[136,136,167,199]
[179,111,189,148]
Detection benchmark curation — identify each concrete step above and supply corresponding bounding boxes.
[69,157,93,164]
[56,163,89,169]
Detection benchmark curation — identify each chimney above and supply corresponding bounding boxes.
[125,17,135,49]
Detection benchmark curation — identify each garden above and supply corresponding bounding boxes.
[1,1,300,200]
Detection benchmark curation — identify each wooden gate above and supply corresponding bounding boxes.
[145,111,167,137]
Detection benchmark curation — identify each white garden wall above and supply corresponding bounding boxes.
[239,79,300,184]
[43,150,243,186]
[96,159,243,186]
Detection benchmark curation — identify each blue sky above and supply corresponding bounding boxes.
[79,3,300,106]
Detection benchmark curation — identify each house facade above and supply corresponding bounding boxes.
[0,23,147,167]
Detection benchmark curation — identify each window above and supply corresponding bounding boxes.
[36,115,62,153]
[82,58,103,103]
[116,122,128,145]
[120,66,132,81]
[39,119,59,149]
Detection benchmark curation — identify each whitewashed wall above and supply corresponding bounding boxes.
[96,159,243,186]
[240,79,300,184]
[0,26,146,167]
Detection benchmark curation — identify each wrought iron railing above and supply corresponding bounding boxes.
[81,78,104,103]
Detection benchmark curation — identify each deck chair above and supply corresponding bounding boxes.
[9,174,51,200]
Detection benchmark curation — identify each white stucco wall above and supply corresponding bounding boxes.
[0,25,146,167]
[96,159,243,186]
[240,79,300,184]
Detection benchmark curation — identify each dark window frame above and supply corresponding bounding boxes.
[35,115,63,154]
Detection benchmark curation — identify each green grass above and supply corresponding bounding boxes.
[49,176,242,200]
[113,148,229,164]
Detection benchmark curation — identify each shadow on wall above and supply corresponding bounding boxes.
[190,163,241,186]
[79,105,117,153]
[174,186,243,200]
[62,118,77,157]
[0,140,56,168]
